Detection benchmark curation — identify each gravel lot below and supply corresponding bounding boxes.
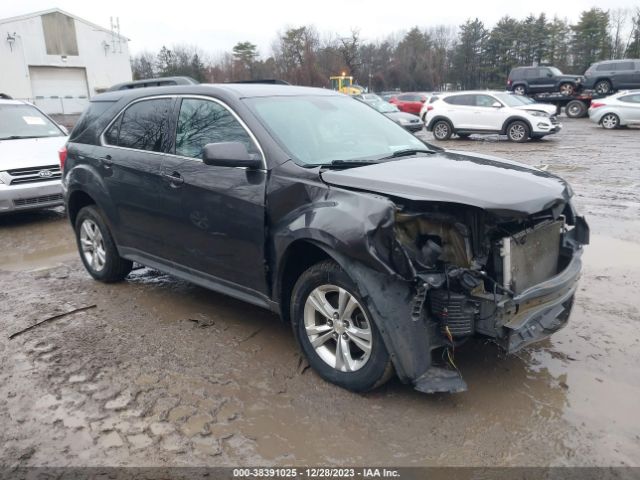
[1,118,639,468]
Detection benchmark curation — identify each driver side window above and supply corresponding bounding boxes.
[175,98,260,159]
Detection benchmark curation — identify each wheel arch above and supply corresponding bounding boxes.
[501,116,533,135]
[427,115,453,131]
[67,189,97,226]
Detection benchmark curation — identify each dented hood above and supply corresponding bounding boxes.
[320,151,569,215]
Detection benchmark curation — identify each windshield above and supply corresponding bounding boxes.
[245,95,428,165]
[362,95,399,113]
[0,104,64,140]
[493,93,535,107]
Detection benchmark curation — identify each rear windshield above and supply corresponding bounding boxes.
[0,104,64,140]
[69,101,116,143]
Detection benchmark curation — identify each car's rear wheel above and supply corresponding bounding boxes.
[559,83,575,96]
[290,260,393,392]
[601,113,619,129]
[513,85,526,95]
[594,80,612,95]
[432,120,452,140]
[75,205,133,282]
[506,121,530,142]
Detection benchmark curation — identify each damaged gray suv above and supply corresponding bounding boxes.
[62,84,589,393]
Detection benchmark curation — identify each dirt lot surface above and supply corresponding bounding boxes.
[1,118,639,468]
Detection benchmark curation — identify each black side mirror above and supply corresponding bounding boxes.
[202,142,262,169]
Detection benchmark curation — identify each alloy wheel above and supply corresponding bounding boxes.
[80,219,107,272]
[595,81,610,95]
[601,113,618,129]
[508,123,526,141]
[514,86,525,95]
[559,83,574,95]
[434,122,450,139]
[303,284,373,372]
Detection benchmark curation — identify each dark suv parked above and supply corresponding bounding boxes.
[507,66,584,96]
[583,59,640,95]
[61,84,589,394]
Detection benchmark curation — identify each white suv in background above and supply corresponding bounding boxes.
[425,91,561,142]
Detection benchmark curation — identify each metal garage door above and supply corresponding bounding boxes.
[29,66,89,115]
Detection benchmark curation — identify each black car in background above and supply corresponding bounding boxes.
[61,84,588,394]
[507,66,584,96]
[583,59,640,95]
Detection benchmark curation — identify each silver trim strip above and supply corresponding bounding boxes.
[98,94,267,170]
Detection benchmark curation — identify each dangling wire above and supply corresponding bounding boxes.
[444,325,459,372]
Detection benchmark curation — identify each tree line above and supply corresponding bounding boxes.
[131,7,640,92]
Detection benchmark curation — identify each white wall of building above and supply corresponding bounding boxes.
[0,10,132,113]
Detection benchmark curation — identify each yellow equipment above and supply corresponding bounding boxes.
[330,73,364,95]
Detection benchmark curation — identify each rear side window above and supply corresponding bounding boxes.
[106,98,173,152]
[444,94,474,106]
[174,98,260,159]
[69,101,115,143]
[619,94,640,103]
[615,62,635,71]
[510,69,523,79]
[597,62,614,71]
[523,68,539,79]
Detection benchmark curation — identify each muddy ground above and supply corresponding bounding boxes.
[0,118,638,468]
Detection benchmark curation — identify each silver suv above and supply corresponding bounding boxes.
[0,98,68,214]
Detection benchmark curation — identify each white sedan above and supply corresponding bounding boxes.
[588,90,640,129]
[0,98,69,213]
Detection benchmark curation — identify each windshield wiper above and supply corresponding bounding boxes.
[379,148,435,160]
[304,159,383,169]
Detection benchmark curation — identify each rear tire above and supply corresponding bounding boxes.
[513,85,526,95]
[566,100,587,118]
[432,120,452,141]
[506,120,530,142]
[600,113,620,130]
[290,260,393,392]
[594,80,612,95]
[74,205,133,282]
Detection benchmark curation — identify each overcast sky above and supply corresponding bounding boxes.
[3,0,638,56]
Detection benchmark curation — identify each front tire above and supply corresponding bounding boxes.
[290,260,393,392]
[600,113,619,129]
[74,205,133,282]
[432,120,452,141]
[506,120,530,142]
[594,80,612,95]
[559,83,575,96]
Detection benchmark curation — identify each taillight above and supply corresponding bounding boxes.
[507,79,512,86]
[590,102,605,109]
[58,145,68,170]
[427,105,434,111]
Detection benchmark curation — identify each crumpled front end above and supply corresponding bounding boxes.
[391,197,589,392]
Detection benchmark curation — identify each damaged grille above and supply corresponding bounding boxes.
[501,220,562,293]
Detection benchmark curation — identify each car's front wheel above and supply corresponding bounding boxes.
[559,83,575,95]
[432,120,452,140]
[291,260,393,392]
[74,205,133,282]
[506,120,530,142]
[600,113,620,129]
[594,80,612,95]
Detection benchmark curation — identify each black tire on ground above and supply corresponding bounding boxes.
[559,83,575,96]
[432,120,453,140]
[74,205,133,282]
[594,80,612,95]
[290,260,394,392]
[506,120,530,143]
[566,100,587,118]
[513,85,526,95]
[600,113,620,130]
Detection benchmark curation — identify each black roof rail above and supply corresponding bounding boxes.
[106,76,199,92]
[0,93,14,99]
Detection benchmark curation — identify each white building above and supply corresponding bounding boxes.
[0,8,132,114]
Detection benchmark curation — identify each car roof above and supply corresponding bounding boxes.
[93,83,342,103]
[0,99,29,106]
[593,59,639,64]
